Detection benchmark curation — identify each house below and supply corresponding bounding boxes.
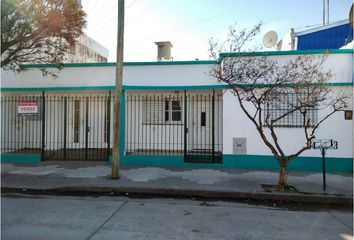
[66,34,109,63]
[1,49,352,173]
[278,20,353,51]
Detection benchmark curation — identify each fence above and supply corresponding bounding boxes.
[125,90,223,163]
[1,93,113,161]
[1,90,223,163]
[1,95,43,155]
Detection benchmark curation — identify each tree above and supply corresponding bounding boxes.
[209,23,349,192]
[1,0,86,73]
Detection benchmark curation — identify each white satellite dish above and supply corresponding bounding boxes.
[263,31,278,48]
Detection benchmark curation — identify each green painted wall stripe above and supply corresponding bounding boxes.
[219,49,354,60]
[3,82,351,93]
[1,86,115,92]
[223,154,353,173]
[122,85,228,91]
[18,50,353,69]
[1,154,42,163]
[109,154,352,173]
[20,60,218,69]
[0,85,226,92]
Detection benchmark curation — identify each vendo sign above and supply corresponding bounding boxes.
[18,102,38,114]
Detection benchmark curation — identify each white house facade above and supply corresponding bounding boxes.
[1,50,353,172]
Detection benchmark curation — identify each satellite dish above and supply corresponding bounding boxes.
[349,3,353,28]
[263,31,278,48]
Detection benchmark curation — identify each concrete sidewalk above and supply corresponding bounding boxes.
[1,161,353,204]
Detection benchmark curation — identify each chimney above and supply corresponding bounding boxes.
[155,41,173,61]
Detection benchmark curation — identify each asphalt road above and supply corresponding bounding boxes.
[1,194,353,240]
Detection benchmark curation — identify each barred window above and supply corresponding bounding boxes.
[264,91,318,128]
[143,98,182,124]
[143,100,165,124]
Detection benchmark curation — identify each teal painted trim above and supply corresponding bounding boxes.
[122,82,352,91]
[109,154,352,173]
[325,82,353,87]
[1,154,41,163]
[2,82,351,93]
[124,60,217,66]
[15,49,353,68]
[229,82,353,89]
[20,60,218,69]
[109,155,185,166]
[1,86,115,92]
[119,89,126,161]
[219,49,354,61]
[122,85,227,91]
[223,154,353,173]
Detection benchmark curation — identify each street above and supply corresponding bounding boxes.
[1,194,352,240]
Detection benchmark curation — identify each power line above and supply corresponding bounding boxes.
[126,0,139,9]
[87,0,148,32]
[127,0,164,24]
[82,0,117,31]
[133,10,234,44]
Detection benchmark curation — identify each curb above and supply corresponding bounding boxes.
[2,186,353,205]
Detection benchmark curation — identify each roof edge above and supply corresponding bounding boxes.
[219,49,353,61]
[296,19,350,36]
[19,60,218,69]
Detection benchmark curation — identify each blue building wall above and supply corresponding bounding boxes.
[297,23,353,50]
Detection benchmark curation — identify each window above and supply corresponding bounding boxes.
[201,112,206,126]
[264,91,318,128]
[170,100,181,122]
[143,98,182,124]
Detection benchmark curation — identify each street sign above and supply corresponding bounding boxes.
[312,139,338,191]
[312,139,338,150]
[18,102,38,115]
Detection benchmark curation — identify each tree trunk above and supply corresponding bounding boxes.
[277,161,287,192]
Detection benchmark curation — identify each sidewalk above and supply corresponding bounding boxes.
[1,161,353,204]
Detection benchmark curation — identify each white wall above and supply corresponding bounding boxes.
[221,52,353,158]
[222,88,353,158]
[1,63,221,89]
[223,53,352,84]
[2,53,350,88]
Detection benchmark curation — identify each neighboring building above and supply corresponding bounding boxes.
[1,49,352,173]
[278,20,353,51]
[67,34,109,63]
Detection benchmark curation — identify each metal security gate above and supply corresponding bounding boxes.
[1,95,43,155]
[43,93,112,161]
[125,90,222,163]
[1,93,113,161]
[185,91,223,163]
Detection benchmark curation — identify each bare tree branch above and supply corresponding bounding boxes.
[209,23,350,191]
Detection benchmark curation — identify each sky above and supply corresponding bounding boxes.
[81,0,353,62]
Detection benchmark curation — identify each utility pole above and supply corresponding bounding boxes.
[112,0,125,179]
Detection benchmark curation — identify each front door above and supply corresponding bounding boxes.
[44,94,111,161]
[185,91,222,163]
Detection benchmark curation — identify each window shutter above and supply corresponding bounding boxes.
[143,100,164,124]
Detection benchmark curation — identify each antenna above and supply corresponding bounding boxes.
[323,0,329,25]
[263,31,278,48]
[349,3,353,28]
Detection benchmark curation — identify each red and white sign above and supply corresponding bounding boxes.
[18,102,38,114]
